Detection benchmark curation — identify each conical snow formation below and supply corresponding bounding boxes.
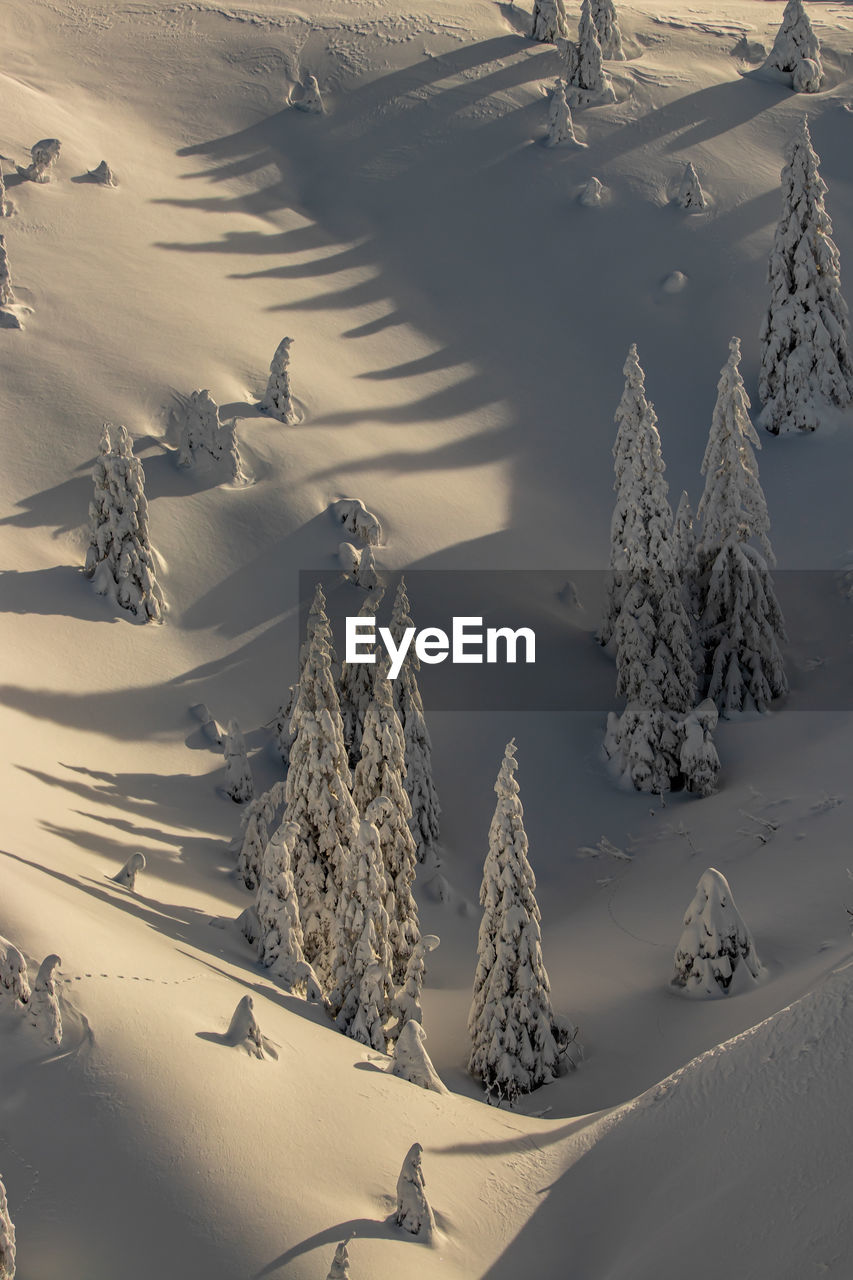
[672,868,761,996]
[395,1143,435,1238]
[530,0,569,43]
[0,235,15,306]
[766,0,823,93]
[390,1020,448,1093]
[30,954,62,1045]
[697,339,787,716]
[389,578,441,864]
[0,1174,15,1280]
[570,0,616,104]
[223,720,254,803]
[88,159,117,186]
[84,425,165,621]
[546,81,580,147]
[261,336,298,423]
[331,817,394,1049]
[579,175,605,206]
[678,161,706,209]
[26,138,61,182]
[295,74,325,114]
[759,119,853,434]
[284,584,358,981]
[112,851,146,891]
[225,994,270,1058]
[592,0,625,60]
[256,819,323,999]
[468,742,574,1103]
[325,1241,351,1280]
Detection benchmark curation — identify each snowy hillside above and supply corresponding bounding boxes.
[2,1,853,1276]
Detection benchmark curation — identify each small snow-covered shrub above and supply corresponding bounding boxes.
[672,868,761,996]
[260,337,298,423]
[579,176,605,206]
[294,75,325,114]
[0,937,30,1006]
[325,1241,350,1279]
[395,1143,435,1238]
[225,994,273,1058]
[25,138,61,182]
[87,160,117,186]
[223,720,254,804]
[390,1020,447,1093]
[112,851,146,891]
[332,498,382,547]
[29,954,62,1045]
[678,162,706,209]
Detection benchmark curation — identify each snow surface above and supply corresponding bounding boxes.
[2,1,853,1277]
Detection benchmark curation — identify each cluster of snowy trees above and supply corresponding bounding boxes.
[0,935,63,1046]
[235,580,444,1087]
[601,337,786,794]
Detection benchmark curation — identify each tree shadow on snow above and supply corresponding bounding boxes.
[254,1214,428,1278]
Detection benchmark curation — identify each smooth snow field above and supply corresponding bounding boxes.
[2,2,853,1277]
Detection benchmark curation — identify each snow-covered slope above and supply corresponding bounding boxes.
[2,1,853,1276]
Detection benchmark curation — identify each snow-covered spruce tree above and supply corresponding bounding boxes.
[223,720,254,803]
[395,1143,435,1238]
[84,425,165,622]
[273,686,297,769]
[602,346,700,793]
[352,662,420,986]
[330,817,394,1050]
[221,418,248,484]
[679,699,720,798]
[175,389,221,467]
[0,1174,14,1280]
[0,236,15,306]
[256,819,323,999]
[235,779,287,891]
[391,933,439,1034]
[592,0,625,60]
[468,741,574,1103]
[599,344,650,647]
[678,161,706,209]
[389,577,441,864]
[569,0,616,105]
[759,118,853,434]
[339,590,382,768]
[391,1020,448,1093]
[765,0,823,93]
[672,867,761,996]
[284,600,358,983]
[546,81,580,148]
[261,337,298,423]
[29,954,62,1046]
[326,1241,350,1280]
[530,0,569,43]
[697,338,787,715]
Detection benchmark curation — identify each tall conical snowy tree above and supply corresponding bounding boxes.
[468,741,574,1104]
[255,819,323,998]
[592,0,625,60]
[395,1143,435,1238]
[530,0,569,43]
[235,779,287,890]
[698,338,787,715]
[599,343,652,646]
[284,590,358,983]
[0,1173,14,1280]
[84,425,165,622]
[389,578,441,864]
[602,347,700,793]
[330,817,394,1049]
[339,589,382,769]
[351,657,420,987]
[261,336,298,424]
[678,161,706,209]
[759,118,853,434]
[546,81,580,147]
[672,868,762,996]
[0,235,12,306]
[570,0,616,104]
[766,0,823,92]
